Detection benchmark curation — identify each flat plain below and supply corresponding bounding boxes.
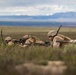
[0,26,76,75]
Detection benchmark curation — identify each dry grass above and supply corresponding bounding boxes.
[0,26,76,33]
[0,26,76,75]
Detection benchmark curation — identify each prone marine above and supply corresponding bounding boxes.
[47,28,76,48]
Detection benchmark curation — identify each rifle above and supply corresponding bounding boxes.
[34,41,50,46]
[56,40,76,44]
[54,25,62,37]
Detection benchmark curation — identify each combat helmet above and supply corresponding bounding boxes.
[23,35,31,39]
[5,36,12,43]
[47,30,57,37]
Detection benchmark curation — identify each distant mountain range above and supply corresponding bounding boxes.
[0,12,76,22]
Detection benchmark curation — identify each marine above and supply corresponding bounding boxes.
[5,36,19,46]
[47,30,76,48]
[19,34,45,47]
[5,36,14,46]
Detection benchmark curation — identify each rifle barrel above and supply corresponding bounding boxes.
[56,40,76,44]
[55,25,62,36]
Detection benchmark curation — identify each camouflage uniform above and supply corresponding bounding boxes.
[21,35,45,47]
[32,36,45,45]
[20,35,33,47]
[47,30,73,48]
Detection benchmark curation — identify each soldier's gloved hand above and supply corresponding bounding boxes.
[70,40,76,43]
[73,40,76,43]
[69,40,74,43]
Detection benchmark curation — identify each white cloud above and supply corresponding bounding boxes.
[0,4,75,15]
[0,0,76,15]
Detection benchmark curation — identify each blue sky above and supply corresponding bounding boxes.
[0,0,76,15]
